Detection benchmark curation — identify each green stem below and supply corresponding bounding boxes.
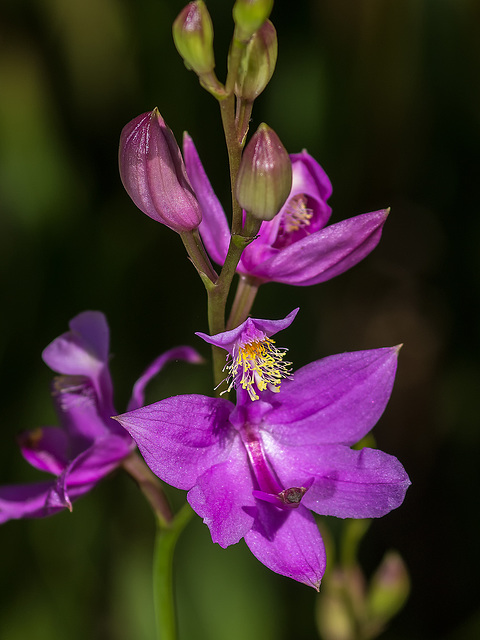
[207,216,261,390]
[153,504,194,640]
[226,273,261,329]
[219,96,244,235]
[179,229,218,284]
[340,518,371,570]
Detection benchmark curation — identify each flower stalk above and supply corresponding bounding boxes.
[153,504,194,640]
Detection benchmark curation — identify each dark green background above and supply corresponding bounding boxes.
[1,0,479,638]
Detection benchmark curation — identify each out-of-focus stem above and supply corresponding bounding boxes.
[153,504,194,640]
[122,451,172,528]
[226,273,261,329]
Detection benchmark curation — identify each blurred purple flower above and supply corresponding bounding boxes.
[115,345,410,588]
[183,134,388,285]
[0,311,201,523]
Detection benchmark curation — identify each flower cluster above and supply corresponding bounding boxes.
[1,0,411,602]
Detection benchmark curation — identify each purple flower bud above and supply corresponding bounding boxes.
[173,1,215,76]
[234,20,277,101]
[235,123,292,221]
[233,0,274,42]
[119,108,202,232]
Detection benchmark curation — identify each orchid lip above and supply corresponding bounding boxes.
[252,477,314,510]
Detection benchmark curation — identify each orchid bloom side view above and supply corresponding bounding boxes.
[0,312,202,524]
[1,1,411,639]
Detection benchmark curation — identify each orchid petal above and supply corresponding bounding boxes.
[52,376,113,446]
[187,437,256,548]
[196,308,298,351]
[115,395,235,490]
[18,427,68,475]
[67,435,133,485]
[0,482,56,523]
[263,347,399,446]
[245,502,325,589]
[42,311,109,374]
[183,132,230,265]
[264,439,411,518]
[244,209,388,285]
[42,311,114,416]
[128,346,203,411]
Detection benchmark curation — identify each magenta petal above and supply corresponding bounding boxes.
[250,209,388,285]
[42,311,114,416]
[115,395,235,490]
[128,346,203,411]
[187,437,256,548]
[68,436,132,485]
[266,439,410,518]
[46,468,72,511]
[0,482,56,523]
[52,376,113,445]
[290,151,332,199]
[245,503,325,589]
[196,308,298,351]
[264,347,399,446]
[42,311,109,375]
[18,427,68,475]
[183,132,231,265]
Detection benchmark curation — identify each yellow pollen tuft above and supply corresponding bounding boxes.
[283,194,313,233]
[225,337,293,401]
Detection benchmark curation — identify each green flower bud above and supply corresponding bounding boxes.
[235,123,292,221]
[367,551,410,626]
[234,20,277,101]
[232,0,274,42]
[173,1,215,76]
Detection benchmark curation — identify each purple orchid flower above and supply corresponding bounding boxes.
[0,311,201,524]
[115,342,410,588]
[183,133,388,285]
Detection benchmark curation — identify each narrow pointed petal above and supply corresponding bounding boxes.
[265,439,410,518]
[263,347,399,446]
[245,209,388,285]
[127,346,203,411]
[245,503,325,589]
[183,132,230,264]
[18,426,68,475]
[187,438,256,548]
[115,395,235,490]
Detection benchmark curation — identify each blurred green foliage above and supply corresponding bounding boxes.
[1,0,479,638]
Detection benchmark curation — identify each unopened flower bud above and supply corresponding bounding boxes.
[235,123,292,221]
[119,108,202,233]
[233,0,274,42]
[173,1,215,76]
[367,551,410,625]
[234,20,277,101]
